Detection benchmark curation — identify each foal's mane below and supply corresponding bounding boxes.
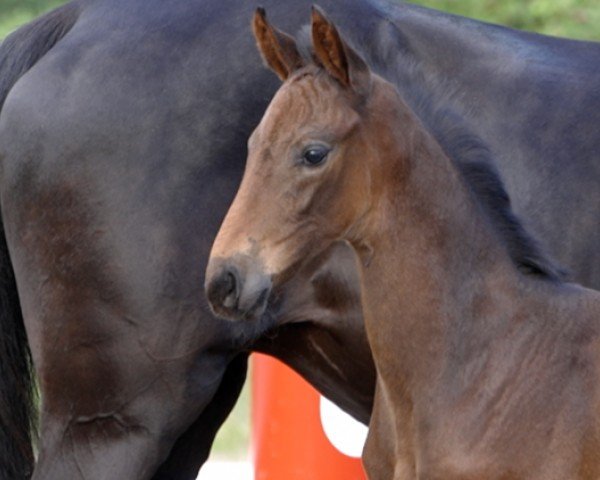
[296,27,565,281]
[426,109,565,280]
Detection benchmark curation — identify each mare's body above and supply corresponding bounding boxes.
[206,8,600,479]
[0,0,599,478]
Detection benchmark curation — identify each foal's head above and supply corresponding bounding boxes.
[206,7,413,320]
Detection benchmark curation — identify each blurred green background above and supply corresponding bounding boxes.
[1,0,599,40]
[1,0,64,39]
[0,0,600,40]
[1,0,597,461]
[417,0,599,40]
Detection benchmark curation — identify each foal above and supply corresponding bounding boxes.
[205,8,600,479]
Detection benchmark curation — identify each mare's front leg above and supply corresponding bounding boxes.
[152,354,248,479]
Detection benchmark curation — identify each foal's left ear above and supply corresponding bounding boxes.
[253,8,305,81]
[311,6,371,99]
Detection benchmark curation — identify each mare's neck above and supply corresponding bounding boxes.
[355,108,522,387]
[369,0,566,84]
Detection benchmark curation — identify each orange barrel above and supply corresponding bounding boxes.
[252,353,367,479]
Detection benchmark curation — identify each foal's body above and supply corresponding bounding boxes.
[356,87,600,478]
[206,8,600,479]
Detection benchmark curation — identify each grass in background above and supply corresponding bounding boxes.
[1,1,600,41]
[0,0,64,39]
[210,377,252,460]
[410,0,600,40]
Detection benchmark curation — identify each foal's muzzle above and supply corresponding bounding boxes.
[205,257,272,321]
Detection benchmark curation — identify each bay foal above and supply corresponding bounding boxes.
[206,8,600,479]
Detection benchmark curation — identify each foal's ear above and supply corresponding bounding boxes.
[311,6,371,99]
[253,8,304,81]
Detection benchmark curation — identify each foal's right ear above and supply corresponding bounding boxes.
[311,6,371,100]
[253,8,304,81]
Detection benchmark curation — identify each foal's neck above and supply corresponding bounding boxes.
[355,92,525,383]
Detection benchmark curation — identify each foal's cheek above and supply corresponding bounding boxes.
[326,170,364,230]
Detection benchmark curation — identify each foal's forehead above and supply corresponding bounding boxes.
[256,71,358,140]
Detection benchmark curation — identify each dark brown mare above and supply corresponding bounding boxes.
[206,8,600,479]
[1,0,600,478]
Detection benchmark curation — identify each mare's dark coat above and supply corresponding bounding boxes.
[0,0,598,478]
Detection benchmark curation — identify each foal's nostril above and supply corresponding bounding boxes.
[206,266,241,314]
[222,271,239,308]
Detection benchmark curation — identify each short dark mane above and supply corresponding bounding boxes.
[428,109,566,280]
[296,27,565,281]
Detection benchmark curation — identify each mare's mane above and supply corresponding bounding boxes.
[296,27,565,281]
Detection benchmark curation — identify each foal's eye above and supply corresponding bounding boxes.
[301,145,330,166]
